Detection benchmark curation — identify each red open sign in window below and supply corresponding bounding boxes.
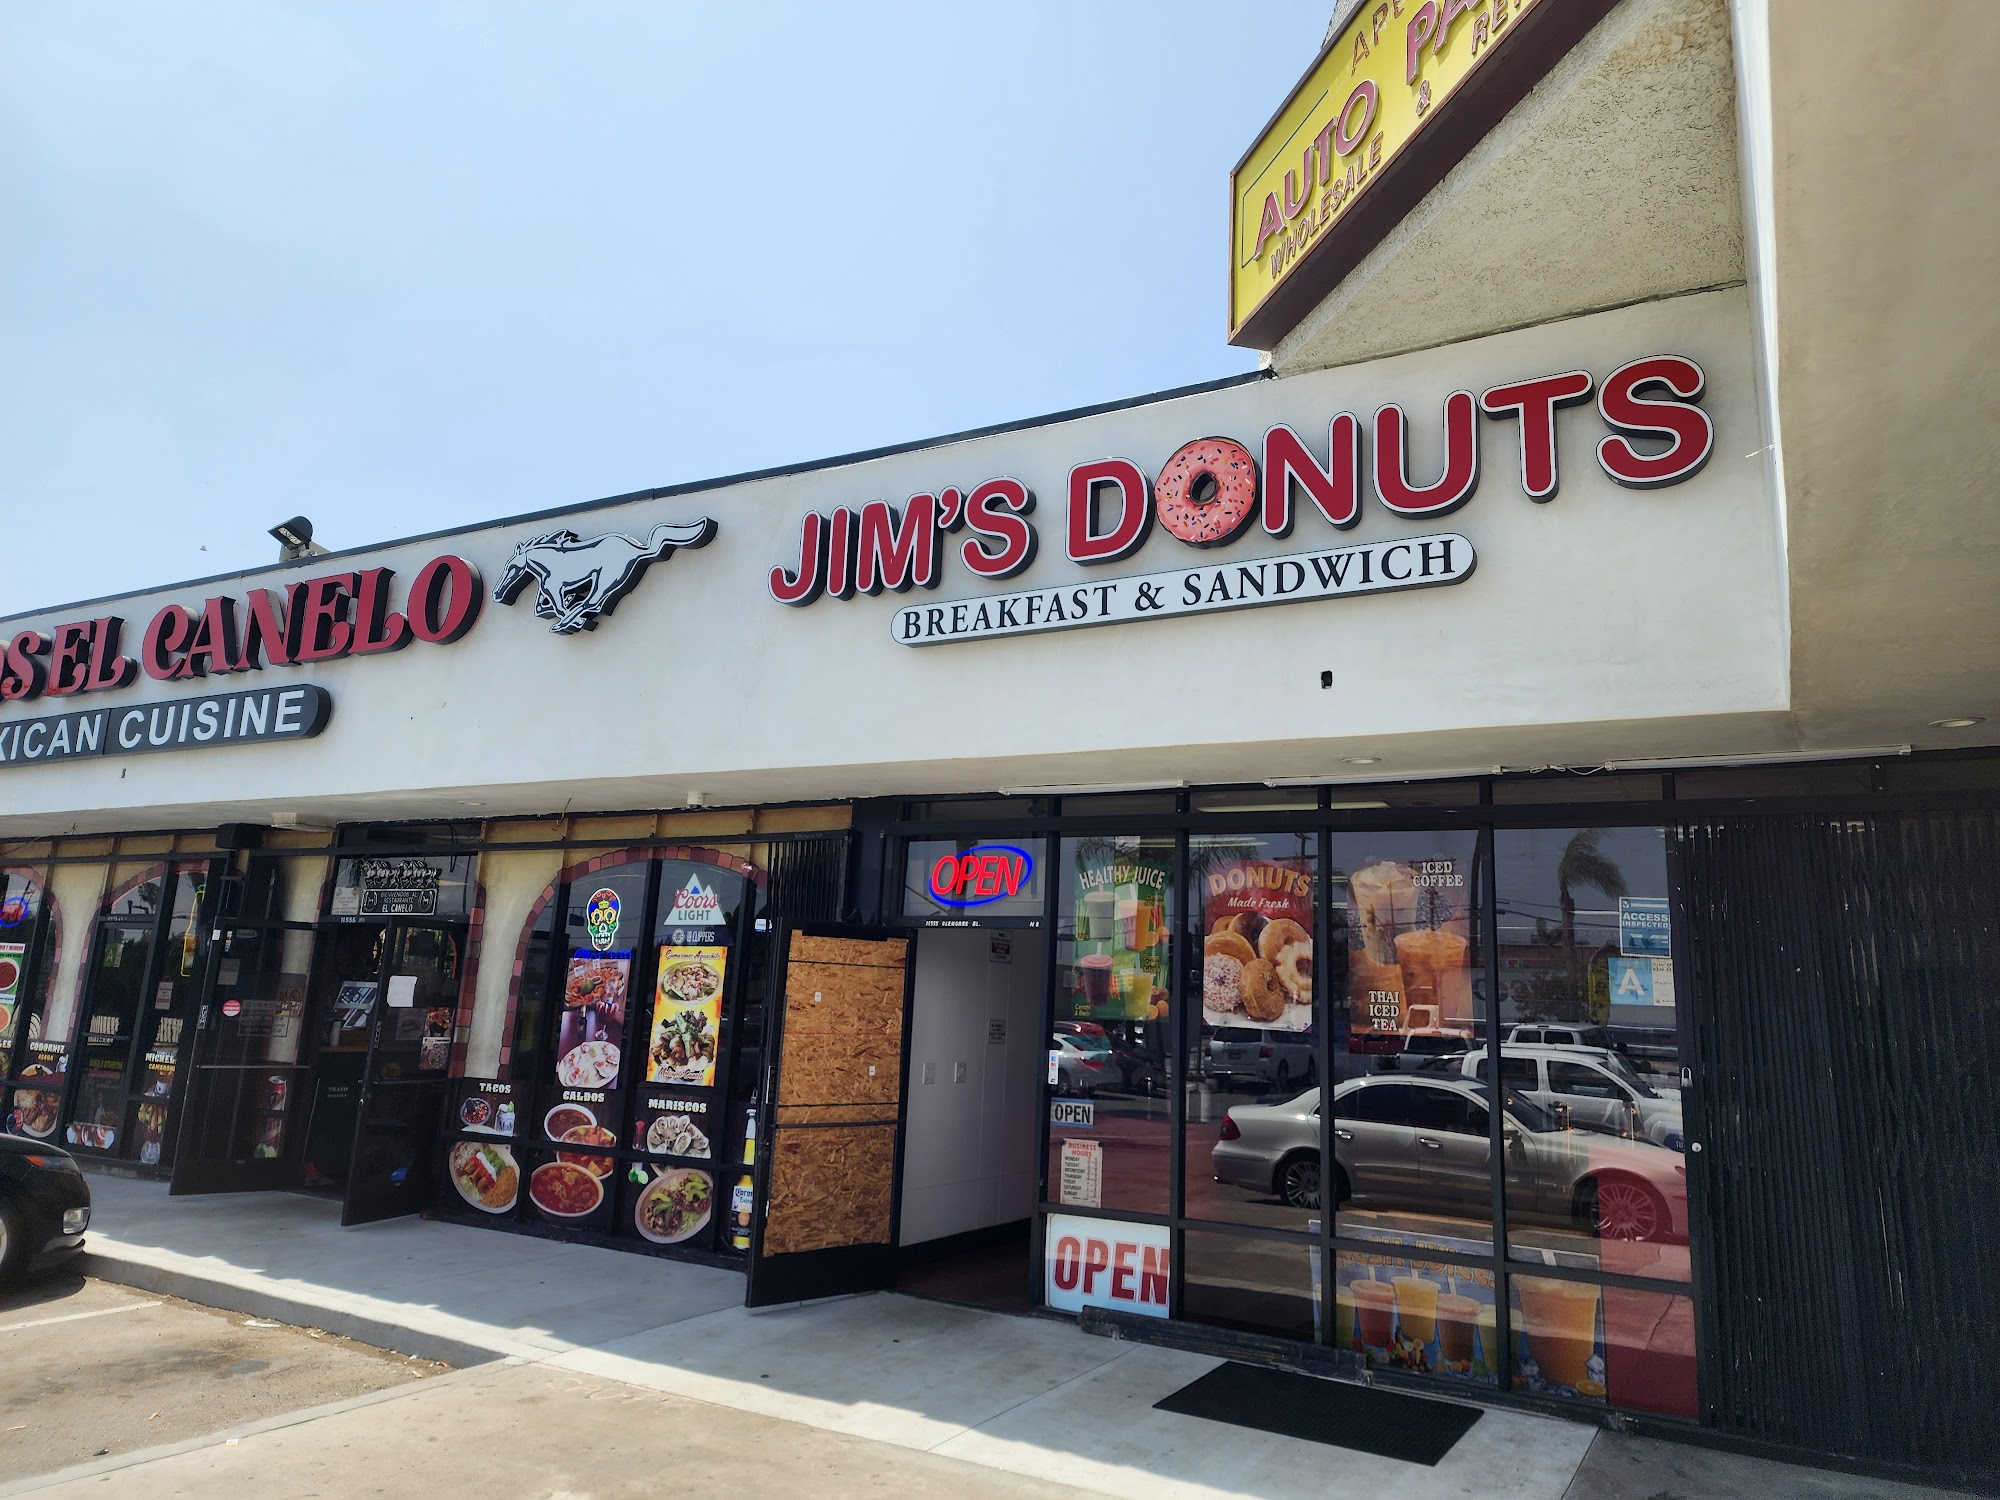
[928,844,1034,908]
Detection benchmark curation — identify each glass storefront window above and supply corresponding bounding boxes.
[1048,835,1174,1215]
[1327,831,1491,1249]
[0,870,47,1083]
[1495,828,1689,1284]
[1185,832,1318,1233]
[327,853,475,921]
[1183,1228,1317,1341]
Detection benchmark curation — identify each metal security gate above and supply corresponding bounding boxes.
[1672,811,2000,1485]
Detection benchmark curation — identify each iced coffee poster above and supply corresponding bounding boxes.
[1198,848,1314,1031]
[1340,846,1474,1041]
[649,945,725,1086]
[1068,840,1171,1023]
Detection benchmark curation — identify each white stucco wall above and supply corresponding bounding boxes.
[0,287,1786,832]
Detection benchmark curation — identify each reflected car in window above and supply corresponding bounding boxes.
[1050,1032,1112,1095]
[1210,1078,1687,1243]
[1204,1026,1316,1091]
[1460,1046,1684,1150]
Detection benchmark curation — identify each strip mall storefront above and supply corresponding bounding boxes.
[3,1,1996,1488]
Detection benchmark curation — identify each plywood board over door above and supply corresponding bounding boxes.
[747,927,913,1305]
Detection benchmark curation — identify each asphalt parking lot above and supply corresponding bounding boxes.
[0,1275,444,1483]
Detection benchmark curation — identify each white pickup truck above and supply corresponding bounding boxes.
[1438,1044,1685,1151]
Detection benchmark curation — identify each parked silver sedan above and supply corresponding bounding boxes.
[1210,1075,1688,1243]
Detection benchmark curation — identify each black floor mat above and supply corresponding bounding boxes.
[1153,1362,1482,1465]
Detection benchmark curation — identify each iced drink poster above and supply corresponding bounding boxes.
[1344,855,1472,1040]
[649,945,725,1087]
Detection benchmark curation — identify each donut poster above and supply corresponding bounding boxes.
[1343,854,1475,1040]
[1199,848,1314,1032]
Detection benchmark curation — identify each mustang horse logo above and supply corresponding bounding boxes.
[493,518,716,634]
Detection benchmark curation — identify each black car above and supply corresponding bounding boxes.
[0,1133,91,1288]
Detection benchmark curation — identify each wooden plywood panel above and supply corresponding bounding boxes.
[783,962,904,1035]
[790,934,907,970]
[776,1103,899,1127]
[776,1031,903,1107]
[762,1124,897,1256]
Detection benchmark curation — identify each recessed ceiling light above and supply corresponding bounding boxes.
[463,800,486,806]
[1928,717,1986,729]
[1343,756,1380,765]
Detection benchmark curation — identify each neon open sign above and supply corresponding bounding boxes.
[928,844,1035,908]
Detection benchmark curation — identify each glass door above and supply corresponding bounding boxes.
[68,919,156,1155]
[170,917,320,1194]
[341,922,461,1225]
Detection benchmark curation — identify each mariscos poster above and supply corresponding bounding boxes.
[1343,851,1474,1041]
[1198,848,1314,1032]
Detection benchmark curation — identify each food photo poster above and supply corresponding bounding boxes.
[649,945,724,1087]
[1198,847,1315,1032]
[556,952,630,1089]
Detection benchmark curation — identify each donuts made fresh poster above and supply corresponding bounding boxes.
[1198,849,1314,1032]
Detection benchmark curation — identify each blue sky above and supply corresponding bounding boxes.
[1,2,1330,609]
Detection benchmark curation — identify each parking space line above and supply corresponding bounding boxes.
[0,1300,162,1334]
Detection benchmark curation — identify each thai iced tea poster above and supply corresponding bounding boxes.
[1343,853,1473,1040]
[649,945,725,1087]
[1197,848,1314,1031]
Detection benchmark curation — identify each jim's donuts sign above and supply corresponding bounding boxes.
[768,354,1713,647]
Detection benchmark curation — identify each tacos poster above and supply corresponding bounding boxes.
[648,945,725,1087]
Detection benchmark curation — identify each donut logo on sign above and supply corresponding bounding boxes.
[929,845,1035,909]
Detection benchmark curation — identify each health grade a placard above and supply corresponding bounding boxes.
[649,945,725,1088]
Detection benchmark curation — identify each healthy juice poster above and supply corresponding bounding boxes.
[649,945,725,1086]
[1198,852,1313,1031]
[1069,843,1171,1023]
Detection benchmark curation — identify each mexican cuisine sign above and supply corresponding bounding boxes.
[1228,0,1617,347]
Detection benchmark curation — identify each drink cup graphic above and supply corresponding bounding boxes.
[1079,954,1113,1011]
[1436,1293,1481,1364]
[1336,1285,1356,1350]
[1352,1279,1396,1350]
[1517,1277,1601,1390]
[1392,1275,1439,1345]
[1394,928,1471,1026]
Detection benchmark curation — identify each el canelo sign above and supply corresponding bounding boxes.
[770,353,1714,645]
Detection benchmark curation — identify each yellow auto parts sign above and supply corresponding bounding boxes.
[1229,0,1605,349]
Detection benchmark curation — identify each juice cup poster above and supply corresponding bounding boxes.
[649,945,725,1086]
[1069,843,1170,1023]
[1198,849,1313,1031]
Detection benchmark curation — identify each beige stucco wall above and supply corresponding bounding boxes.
[1273,0,1743,375]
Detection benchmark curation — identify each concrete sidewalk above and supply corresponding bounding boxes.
[62,1172,1961,1500]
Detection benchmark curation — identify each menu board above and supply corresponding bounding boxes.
[1343,854,1474,1041]
[1199,852,1314,1031]
[1066,845,1171,1023]
[648,945,724,1087]
[555,952,629,1089]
